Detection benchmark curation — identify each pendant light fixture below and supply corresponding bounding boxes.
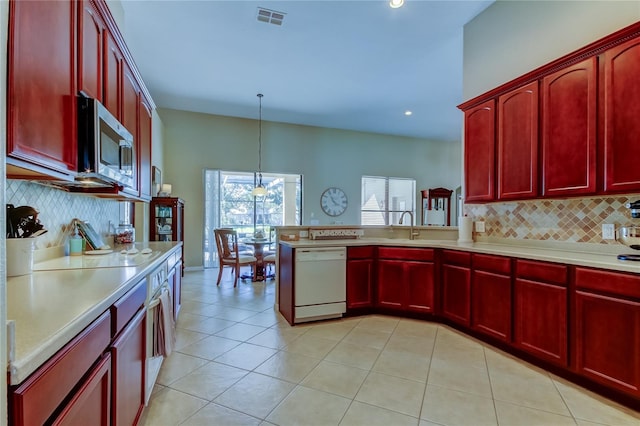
[252,93,268,197]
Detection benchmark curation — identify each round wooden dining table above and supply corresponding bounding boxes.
[241,238,273,281]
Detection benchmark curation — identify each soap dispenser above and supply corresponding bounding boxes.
[69,222,83,256]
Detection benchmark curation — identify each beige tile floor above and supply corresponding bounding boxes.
[140,269,640,426]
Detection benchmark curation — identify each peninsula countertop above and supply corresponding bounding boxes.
[7,241,182,385]
[280,237,640,274]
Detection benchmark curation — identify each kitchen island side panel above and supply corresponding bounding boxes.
[278,244,294,325]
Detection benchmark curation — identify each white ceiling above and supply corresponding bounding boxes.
[120,0,493,141]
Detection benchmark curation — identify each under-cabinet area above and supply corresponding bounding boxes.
[6,242,182,426]
[278,239,640,410]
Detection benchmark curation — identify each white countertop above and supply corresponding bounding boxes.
[7,242,182,385]
[280,238,640,274]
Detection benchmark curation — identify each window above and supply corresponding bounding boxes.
[361,176,416,225]
[203,170,302,268]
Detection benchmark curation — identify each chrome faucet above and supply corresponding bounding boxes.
[399,211,419,240]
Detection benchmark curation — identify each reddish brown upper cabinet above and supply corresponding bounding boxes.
[603,37,640,193]
[104,30,123,120]
[497,81,539,200]
[514,260,568,367]
[377,248,435,313]
[471,254,512,342]
[121,63,141,196]
[441,250,471,326]
[464,100,496,202]
[574,268,640,396]
[542,58,597,197]
[347,247,375,310]
[78,1,105,101]
[7,0,78,179]
[138,97,153,200]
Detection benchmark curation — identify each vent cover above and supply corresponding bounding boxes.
[257,7,285,26]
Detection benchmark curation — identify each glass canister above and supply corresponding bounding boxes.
[114,223,135,244]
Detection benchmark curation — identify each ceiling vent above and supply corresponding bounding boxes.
[257,7,285,26]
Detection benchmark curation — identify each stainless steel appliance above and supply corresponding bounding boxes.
[294,247,346,323]
[75,96,135,189]
[616,201,640,261]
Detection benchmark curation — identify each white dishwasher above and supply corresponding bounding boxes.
[294,247,346,323]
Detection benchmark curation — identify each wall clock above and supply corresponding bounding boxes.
[320,187,348,217]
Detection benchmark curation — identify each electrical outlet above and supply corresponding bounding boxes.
[602,223,615,240]
[474,221,485,233]
[299,230,309,238]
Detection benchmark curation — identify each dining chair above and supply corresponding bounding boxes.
[214,228,257,287]
[263,253,276,279]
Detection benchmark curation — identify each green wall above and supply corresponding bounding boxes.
[158,108,461,268]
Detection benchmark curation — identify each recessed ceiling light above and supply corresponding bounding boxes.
[404,110,413,116]
[390,0,405,9]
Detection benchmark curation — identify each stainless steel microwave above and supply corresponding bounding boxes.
[77,96,135,189]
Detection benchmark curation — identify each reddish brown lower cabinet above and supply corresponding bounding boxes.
[111,309,146,426]
[441,251,471,326]
[171,261,183,319]
[514,260,568,366]
[376,248,435,313]
[574,268,640,395]
[52,354,111,426]
[9,311,111,426]
[347,246,375,309]
[471,254,512,342]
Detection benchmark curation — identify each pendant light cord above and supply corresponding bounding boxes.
[257,93,263,182]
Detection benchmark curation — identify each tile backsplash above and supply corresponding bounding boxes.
[7,180,119,249]
[464,194,640,245]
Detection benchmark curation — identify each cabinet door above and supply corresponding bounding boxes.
[78,0,104,101]
[472,270,511,342]
[464,100,496,202]
[575,291,640,395]
[7,0,77,177]
[498,81,539,200]
[542,58,597,196]
[514,278,567,366]
[122,63,140,195]
[169,263,183,320]
[406,261,435,313]
[52,354,111,426]
[441,264,471,326]
[377,259,404,310]
[347,258,374,309]
[603,37,640,193]
[111,309,146,426]
[104,30,123,119]
[138,97,153,200]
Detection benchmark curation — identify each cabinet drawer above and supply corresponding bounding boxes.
[378,247,434,261]
[473,254,511,275]
[10,310,111,426]
[442,250,471,267]
[575,267,640,299]
[516,259,567,286]
[348,246,375,259]
[111,279,146,337]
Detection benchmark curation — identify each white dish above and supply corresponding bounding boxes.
[84,249,113,255]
